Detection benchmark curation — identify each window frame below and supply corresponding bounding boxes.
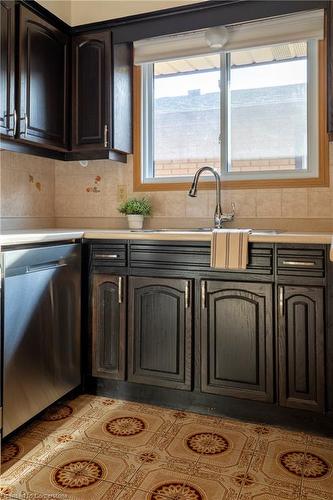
[133,39,329,192]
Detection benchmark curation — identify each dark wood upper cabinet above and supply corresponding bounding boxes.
[0,1,15,138]
[128,276,192,390]
[18,5,69,149]
[278,285,325,412]
[92,274,126,380]
[201,280,274,402]
[328,0,333,137]
[71,31,132,158]
[72,31,111,152]
[112,42,132,154]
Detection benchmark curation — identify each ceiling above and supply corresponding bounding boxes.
[36,0,209,27]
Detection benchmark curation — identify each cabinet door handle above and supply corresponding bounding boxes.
[20,113,28,137]
[185,281,190,308]
[278,286,284,317]
[104,124,108,148]
[201,281,207,309]
[282,260,315,267]
[118,276,123,304]
[95,254,119,259]
[6,109,17,136]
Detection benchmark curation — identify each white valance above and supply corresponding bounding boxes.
[134,9,324,65]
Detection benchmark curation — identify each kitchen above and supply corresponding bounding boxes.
[1,0,333,498]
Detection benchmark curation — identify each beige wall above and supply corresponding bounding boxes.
[36,0,207,26]
[0,151,56,230]
[36,0,71,25]
[1,143,332,232]
[54,142,333,232]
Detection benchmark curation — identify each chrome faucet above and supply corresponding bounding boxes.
[188,166,235,229]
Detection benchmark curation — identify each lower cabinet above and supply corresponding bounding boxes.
[278,285,325,412]
[128,276,192,390]
[201,280,274,402]
[91,274,126,380]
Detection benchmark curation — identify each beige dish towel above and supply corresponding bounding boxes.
[211,229,251,270]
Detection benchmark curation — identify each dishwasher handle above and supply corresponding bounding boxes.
[26,261,68,274]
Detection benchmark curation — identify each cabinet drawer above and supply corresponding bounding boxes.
[130,242,273,274]
[92,244,127,267]
[130,242,210,271]
[277,247,325,277]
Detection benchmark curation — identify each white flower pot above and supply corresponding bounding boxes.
[127,214,144,230]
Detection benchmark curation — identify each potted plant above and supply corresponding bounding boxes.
[118,197,152,230]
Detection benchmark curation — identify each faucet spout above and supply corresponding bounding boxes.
[188,166,224,228]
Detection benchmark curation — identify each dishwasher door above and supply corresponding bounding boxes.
[3,244,81,437]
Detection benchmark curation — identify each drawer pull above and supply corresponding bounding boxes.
[185,281,190,309]
[282,260,315,267]
[201,281,206,309]
[95,254,119,259]
[118,276,123,304]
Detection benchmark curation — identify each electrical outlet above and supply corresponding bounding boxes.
[117,185,127,203]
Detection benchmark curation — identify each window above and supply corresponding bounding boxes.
[134,10,328,189]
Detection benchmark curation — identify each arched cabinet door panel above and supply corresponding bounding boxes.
[278,285,325,412]
[0,1,15,139]
[72,31,111,151]
[201,280,274,402]
[18,6,69,148]
[91,274,126,380]
[128,276,192,390]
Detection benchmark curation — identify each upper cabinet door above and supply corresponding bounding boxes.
[18,6,69,149]
[328,0,333,137]
[72,31,111,151]
[113,43,133,154]
[0,1,15,138]
[201,280,274,402]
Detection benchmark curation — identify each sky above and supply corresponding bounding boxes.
[154,59,307,98]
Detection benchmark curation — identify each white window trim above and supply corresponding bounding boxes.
[141,40,319,185]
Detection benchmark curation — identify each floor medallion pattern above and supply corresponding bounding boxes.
[279,451,330,478]
[41,404,73,421]
[149,482,204,500]
[186,432,229,455]
[52,460,104,489]
[3,395,333,500]
[104,416,145,436]
[1,442,21,464]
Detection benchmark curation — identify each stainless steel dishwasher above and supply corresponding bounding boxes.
[2,243,81,437]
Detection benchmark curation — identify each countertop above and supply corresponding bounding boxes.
[0,228,333,246]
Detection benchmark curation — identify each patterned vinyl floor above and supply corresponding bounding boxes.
[1,394,333,499]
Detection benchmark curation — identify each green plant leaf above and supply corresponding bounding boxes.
[118,197,152,216]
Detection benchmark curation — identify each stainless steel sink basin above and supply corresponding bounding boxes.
[130,228,213,233]
[130,228,282,234]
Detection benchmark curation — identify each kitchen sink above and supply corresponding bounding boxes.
[130,228,283,234]
[130,228,213,233]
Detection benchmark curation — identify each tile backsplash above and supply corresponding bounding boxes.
[0,150,56,230]
[1,143,333,231]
